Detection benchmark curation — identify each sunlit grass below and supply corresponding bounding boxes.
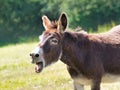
[0,42,72,90]
[0,42,120,90]
[97,21,116,33]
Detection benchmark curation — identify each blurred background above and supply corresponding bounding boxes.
[1,1,120,90]
[0,0,120,46]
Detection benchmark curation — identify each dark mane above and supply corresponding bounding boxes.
[64,30,88,40]
[88,26,120,45]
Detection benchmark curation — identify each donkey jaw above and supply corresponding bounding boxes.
[35,62,44,73]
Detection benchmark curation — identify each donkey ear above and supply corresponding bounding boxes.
[57,13,67,32]
[42,15,52,30]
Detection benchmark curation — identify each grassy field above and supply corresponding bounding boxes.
[0,42,72,90]
[0,42,120,90]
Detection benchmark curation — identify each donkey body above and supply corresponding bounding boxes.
[30,13,120,90]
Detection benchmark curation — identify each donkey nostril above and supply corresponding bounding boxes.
[30,53,32,56]
[35,54,39,57]
[30,53,39,57]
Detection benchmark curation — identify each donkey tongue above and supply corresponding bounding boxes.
[35,65,39,72]
[35,62,43,73]
[35,65,40,73]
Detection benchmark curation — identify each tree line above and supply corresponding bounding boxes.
[0,0,120,45]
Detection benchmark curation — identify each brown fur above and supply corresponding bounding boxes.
[30,13,120,90]
[61,26,120,90]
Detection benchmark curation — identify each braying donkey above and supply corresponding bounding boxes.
[30,13,120,90]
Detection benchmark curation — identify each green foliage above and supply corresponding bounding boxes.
[61,0,120,31]
[0,0,62,45]
[0,0,120,46]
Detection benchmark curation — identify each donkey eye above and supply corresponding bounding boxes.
[50,38,58,45]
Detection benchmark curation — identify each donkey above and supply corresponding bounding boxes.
[30,13,120,90]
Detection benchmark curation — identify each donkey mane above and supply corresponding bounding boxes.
[89,25,120,44]
[69,25,120,45]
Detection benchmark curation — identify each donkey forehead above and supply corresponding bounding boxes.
[39,30,60,41]
[44,28,59,34]
[42,29,59,37]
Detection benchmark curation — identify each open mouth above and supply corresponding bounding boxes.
[35,62,43,73]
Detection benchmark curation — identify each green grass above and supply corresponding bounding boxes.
[0,42,72,90]
[0,42,120,90]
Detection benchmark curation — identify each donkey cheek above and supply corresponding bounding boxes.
[43,44,50,54]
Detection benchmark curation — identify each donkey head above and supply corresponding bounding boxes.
[30,13,67,73]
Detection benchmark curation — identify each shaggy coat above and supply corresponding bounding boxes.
[30,13,120,90]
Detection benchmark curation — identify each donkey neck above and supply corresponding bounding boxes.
[60,31,89,69]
